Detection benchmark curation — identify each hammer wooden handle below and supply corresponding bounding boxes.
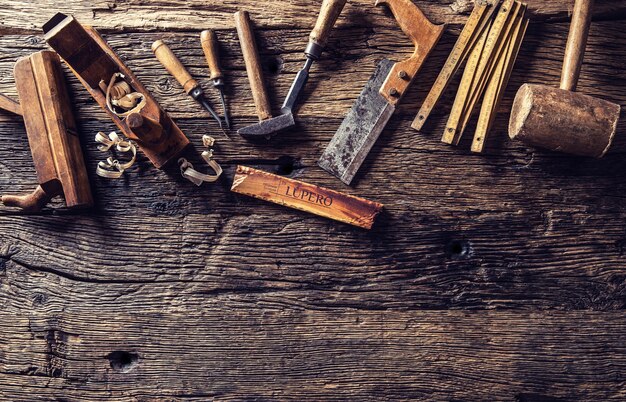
[235,11,272,121]
[152,39,199,94]
[310,0,348,48]
[201,30,223,81]
[561,0,594,91]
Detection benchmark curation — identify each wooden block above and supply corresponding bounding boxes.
[2,50,93,212]
[231,166,383,229]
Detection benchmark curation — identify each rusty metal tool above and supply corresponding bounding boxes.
[235,0,347,138]
[280,0,348,117]
[509,0,620,157]
[201,29,230,129]
[235,11,295,138]
[152,39,225,132]
[318,0,444,185]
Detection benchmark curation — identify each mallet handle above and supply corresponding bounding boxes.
[235,11,272,121]
[561,0,594,91]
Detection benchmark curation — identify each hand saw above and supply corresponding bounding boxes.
[318,0,444,185]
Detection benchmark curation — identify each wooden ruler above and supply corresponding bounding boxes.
[457,1,523,137]
[472,5,528,153]
[442,0,516,145]
[411,0,498,131]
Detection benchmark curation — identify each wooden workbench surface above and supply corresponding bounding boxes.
[1,0,626,400]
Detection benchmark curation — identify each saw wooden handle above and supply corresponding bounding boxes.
[201,30,223,81]
[152,39,199,94]
[235,11,272,121]
[561,0,594,91]
[310,0,348,48]
[375,0,444,105]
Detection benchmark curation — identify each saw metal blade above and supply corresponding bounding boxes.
[318,59,395,185]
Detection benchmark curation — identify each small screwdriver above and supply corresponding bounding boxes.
[151,39,225,132]
[201,30,230,129]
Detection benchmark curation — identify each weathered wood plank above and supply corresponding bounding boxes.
[0,292,625,401]
[2,0,626,33]
[1,209,626,310]
[0,0,625,399]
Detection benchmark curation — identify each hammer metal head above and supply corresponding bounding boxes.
[238,112,295,139]
[509,83,621,158]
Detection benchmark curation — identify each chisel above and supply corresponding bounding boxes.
[201,29,230,129]
[152,39,224,131]
[281,0,348,115]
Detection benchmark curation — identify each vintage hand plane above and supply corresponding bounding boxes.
[42,13,190,169]
[0,51,93,212]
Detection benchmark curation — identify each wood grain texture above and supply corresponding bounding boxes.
[0,0,626,399]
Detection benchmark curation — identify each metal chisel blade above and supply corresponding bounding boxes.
[281,58,313,115]
[318,59,395,185]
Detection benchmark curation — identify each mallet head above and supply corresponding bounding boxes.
[509,83,621,158]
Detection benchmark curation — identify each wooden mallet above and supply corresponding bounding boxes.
[509,0,621,157]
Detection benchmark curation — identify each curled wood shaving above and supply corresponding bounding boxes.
[95,131,137,179]
[178,135,223,186]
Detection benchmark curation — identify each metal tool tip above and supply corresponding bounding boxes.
[238,113,295,139]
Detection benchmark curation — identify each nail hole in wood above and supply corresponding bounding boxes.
[106,351,139,373]
[445,239,471,259]
[266,57,283,75]
[276,155,297,176]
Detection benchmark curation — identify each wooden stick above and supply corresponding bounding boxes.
[152,40,199,94]
[231,166,383,229]
[234,11,272,121]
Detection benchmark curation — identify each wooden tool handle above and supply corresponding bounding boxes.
[309,0,348,48]
[376,0,444,104]
[234,11,272,121]
[0,93,22,116]
[1,185,54,212]
[201,30,223,81]
[561,0,594,91]
[152,39,199,94]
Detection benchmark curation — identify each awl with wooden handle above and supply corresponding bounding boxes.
[201,29,230,129]
[152,39,225,131]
